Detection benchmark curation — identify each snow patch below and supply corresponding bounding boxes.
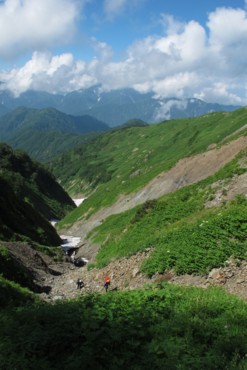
[60,235,81,251]
[73,198,85,207]
[50,219,59,227]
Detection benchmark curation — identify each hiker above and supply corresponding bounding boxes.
[103,275,111,292]
[76,278,84,290]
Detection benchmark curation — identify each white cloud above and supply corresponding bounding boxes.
[91,37,113,61]
[194,83,244,106]
[103,0,144,20]
[159,14,185,35]
[1,4,247,106]
[0,0,83,59]
[153,99,188,121]
[1,52,79,95]
[103,0,127,20]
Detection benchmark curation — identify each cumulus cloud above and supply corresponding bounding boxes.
[1,4,247,106]
[1,51,97,95]
[0,0,82,59]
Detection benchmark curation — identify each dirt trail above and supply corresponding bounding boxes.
[64,136,247,260]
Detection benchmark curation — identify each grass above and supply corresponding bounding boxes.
[84,150,247,272]
[0,275,35,309]
[51,108,247,229]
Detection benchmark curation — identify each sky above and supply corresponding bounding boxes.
[0,0,247,106]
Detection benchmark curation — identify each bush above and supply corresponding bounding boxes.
[0,286,246,369]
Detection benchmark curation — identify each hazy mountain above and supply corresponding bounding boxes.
[0,86,240,127]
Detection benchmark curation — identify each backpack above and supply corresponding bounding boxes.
[103,276,110,285]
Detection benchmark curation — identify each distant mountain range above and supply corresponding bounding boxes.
[0,86,240,127]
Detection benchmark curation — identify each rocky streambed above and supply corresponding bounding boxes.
[40,248,247,303]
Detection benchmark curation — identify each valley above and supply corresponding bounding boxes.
[63,135,247,261]
[2,1,247,368]
[1,107,246,370]
[42,135,247,303]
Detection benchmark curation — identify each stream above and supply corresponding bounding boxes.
[51,198,88,262]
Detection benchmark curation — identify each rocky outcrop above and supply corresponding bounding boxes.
[2,242,245,302]
[0,242,64,293]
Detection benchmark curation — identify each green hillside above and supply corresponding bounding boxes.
[0,108,246,369]
[50,107,247,227]
[88,151,247,274]
[0,143,75,245]
[0,107,109,162]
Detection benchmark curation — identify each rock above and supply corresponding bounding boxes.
[208,268,226,285]
[132,267,140,277]
[53,295,64,301]
[237,279,245,284]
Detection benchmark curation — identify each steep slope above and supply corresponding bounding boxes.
[61,135,247,252]
[0,143,75,244]
[45,137,247,304]
[49,108,246,300]
[0,242,63,293]
[0,176,61,245]
[52,107,247,226]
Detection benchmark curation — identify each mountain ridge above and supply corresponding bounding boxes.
[0,86,240,126]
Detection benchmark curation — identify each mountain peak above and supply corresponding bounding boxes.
[0,87,241,127]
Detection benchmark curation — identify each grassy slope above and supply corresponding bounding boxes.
[52,107,247,228]
[52,108,247,276]
[87,150,247,273]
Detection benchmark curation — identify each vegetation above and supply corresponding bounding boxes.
[0,285,246,369]
[117,118,149,129]
[0,143,75,245]
[0,105,247,369]
[0,107,109,162]
[0,275,35,309]
[51,107,247,228]
[76,149,246,271]
[142,199,246,276]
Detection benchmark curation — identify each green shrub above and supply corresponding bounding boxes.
[142,201,247,276]
[0,285,246,369]
[0,275,35,308]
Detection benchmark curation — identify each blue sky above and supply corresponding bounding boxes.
[0,0,246,107]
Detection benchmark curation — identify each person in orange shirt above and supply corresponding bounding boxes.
[103,276,111,292]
